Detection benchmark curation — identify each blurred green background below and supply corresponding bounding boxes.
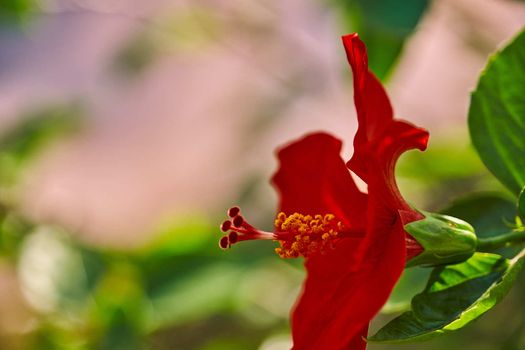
[0,1,524,349]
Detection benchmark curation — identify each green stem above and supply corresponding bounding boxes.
[477,229,525,252]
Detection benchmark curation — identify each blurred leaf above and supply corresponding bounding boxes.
[518,187,525,220]
[91,310,146,350]
[88,262,147,350]
[113,32,158,77]
[397,137,505,210]
[132,217,298,339]
[140,233,298,331]
[0,105,82,187]
[442,193,521,257]
[0,105,81,163]
[200,338,256,350]
[18,228,106,315]
[334,0,429,79]
[369,252,525,343]
[468,28,525,196]
[0,210,34,258]
[140,214,213,257]
[113,7,221,77]
[28,322,89,350]
[441,193,516,239]
[398,139,486,182]
[21,233,149,349]
[151,313,277,350]
[144,263,243,331]
[137,215,232,331]
[15,213,288,349]
[0,0,38,25]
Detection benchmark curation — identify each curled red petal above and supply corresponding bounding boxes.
[271,132,367,229]
[343,33,428,212]
[374,120,429,211]
[342,34,429,189]
[342,33,394,183]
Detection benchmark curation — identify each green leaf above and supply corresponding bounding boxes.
[334,0,429,79]
[468,28,525,196]
[382,267,431,314]
[369,252,525,343]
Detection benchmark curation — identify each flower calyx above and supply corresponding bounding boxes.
[404,210,477,267]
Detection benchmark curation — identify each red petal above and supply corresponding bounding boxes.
[272,132,367,229]
[342,33,429,192]
[272,132,373,348]
[369,120,429,212]
[342,33,394,183]
[291,211,407,349]
[291,237,363,349]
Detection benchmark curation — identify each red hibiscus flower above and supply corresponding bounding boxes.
[219,33,429,349]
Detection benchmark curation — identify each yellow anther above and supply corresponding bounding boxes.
[291,241,303,251]
[274,212,287,228]
[324,214,335,221]
[274,211,343,258]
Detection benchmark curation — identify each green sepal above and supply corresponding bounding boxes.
[405,211,477,267]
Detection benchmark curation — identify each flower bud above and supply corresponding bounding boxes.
[405,211,477,267]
